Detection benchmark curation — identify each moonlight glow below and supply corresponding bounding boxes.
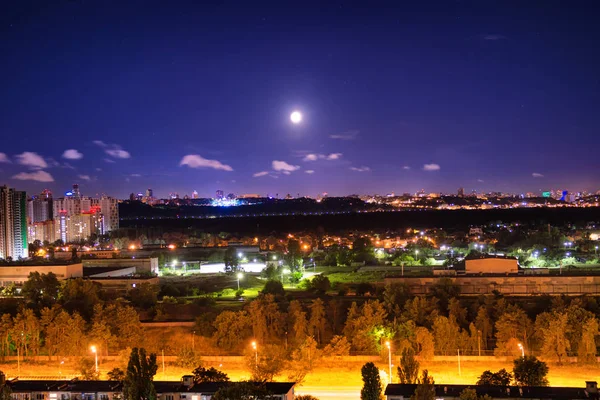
[290,111,302,124]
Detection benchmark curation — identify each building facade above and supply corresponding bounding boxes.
[0,186,28,260]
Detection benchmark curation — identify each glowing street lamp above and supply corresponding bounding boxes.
[251,341,258,369]
[385,341,392,384]
[596,246,598,256]
[281,268,290,284]
[236,272,243,291]
[238,252,243,259]
[90,345,98,372]
[517,343,524,358]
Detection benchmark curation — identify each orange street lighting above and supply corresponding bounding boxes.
[168,244,176,250]
[385,341,392,383]
[129,244,136,250]
[90,345,98,372]
[517,343,524,358]
[251,341,258,368]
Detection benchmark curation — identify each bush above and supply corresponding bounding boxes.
[356,282,374,296]
[310,275,331,293]
[262,280,285,296]
[513,356,549,387]
[235,289,245,299]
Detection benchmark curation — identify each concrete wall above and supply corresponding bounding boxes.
[87,266,136,277]
[384,275,600,296]
[0,263,82,285]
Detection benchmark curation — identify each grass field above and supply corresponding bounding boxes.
[2,358,598,389]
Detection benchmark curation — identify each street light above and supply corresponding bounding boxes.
[385,341,392,384]
[281,268,290,285]
[90,345,98,372]
[251,341,258,369]
[517,343,524,358]
[237,272,243,291]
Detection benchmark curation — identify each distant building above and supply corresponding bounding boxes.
[0,186,28,260]
[27,191,53,223]
[0,263,82,286]
[238,193,261,199]
[146,188,153,197]
[385,381,599,400]
[72,183,81,199]
[457,187,464,197]
[465,256,519,274]
[216,189,224,199]
[99,196,119,233]
[192,190,199,199]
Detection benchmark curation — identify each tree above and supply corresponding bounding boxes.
[213,382,272,400]
[193,366,230,383]
[123,348,158,400]
[250,344,286,382]
[476,369,512,386]
[578,317,598,364]
[308,298,327,344]
[458,388,478,400]
[22,272,59,309]
[536,311,570,364]
[261,280,285,296]
[494,308,533,357]
[78,357,100,380]
[224,247,240,273]
[108,368,126,381]
[295,396,320,400]
[59,278,102,320]
[288,336,320,385]
[414,327,434,360]
[513,356,549,387]
[128,283,159,310]
[360,362,383,400]
[432,316,459,355]
[309,275,331,294]
[411,370,435,400]
[397,347,420,384]
[0,371,12,400]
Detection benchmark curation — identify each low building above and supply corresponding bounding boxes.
[0,263,82,287]
[385,381,598,400]
[465,256,519,274]
[5,375,295,400]
[82,257,159,275]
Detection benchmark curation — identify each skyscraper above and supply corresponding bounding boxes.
[0,186,28,260]
[458,187,465,197]
[216,190,224,199]
[146,188,153,198]
[72,184,81,199]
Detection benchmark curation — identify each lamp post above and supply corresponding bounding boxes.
[385,341,392,384]
[251,341,258,369]
[517,343,524,358]
[237,272,243,291]
[281,268,290,285]
[90,345,98,372]
[596,246,598,256]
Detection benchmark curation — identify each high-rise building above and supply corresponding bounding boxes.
[99,196,119,233]
[192,190,199,199]
[216,190,224,199]
[458,187,465,197]
[0,186,28,260]
[72,184,81,199]
[146,188,153,198]
[27,191,53,224]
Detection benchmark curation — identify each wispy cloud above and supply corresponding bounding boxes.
[95,168,102,172]
[253,171,269,178]
[0,153,11,163]
[532,172,544,178]
[62,149,83,160]
[130,173,142,177]
[482,34,507,41]
[330,130,359,140]
[350,166,371,172]
[104,158,116,164]
[423,163,441,171]
[78,174,91,181]
[15,152,48,169]
[272,160,300,173]
[402,166,411,170]
[12,170,54,182]
[180,155,233,171]
[305,170,315,174]
[303,153,342,161]
[94,140,131,159]
[477,179,485,183]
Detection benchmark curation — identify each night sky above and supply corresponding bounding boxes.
[1,1,599,198]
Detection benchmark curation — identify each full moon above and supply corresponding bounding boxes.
[290,111,302,124]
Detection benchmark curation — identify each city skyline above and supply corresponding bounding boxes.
[2,1,600,198]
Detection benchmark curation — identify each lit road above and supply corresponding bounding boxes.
[296,386,361,400]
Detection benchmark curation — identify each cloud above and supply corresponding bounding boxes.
[106,149,131,159]
[350,166,371,172]
[272,160,300,173]
[302,153,342,161]
[0,153,11,163]
[104,158,116,163]
[180,155,233,171]
[12,170,54,182]
[94,140,131,159]
[130,173,142,177]
[305,170,315,174]
[330,130,359,140]
[253,171,269,178]
[15,152,48,169]
[483,34,507,41]
[402,166,411,170]
[477,179,485,183]
[78,174,91,181]
[423,163,441,171]
[532,172,544,178]
[96,168,102,172]
[62,149,83,160]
